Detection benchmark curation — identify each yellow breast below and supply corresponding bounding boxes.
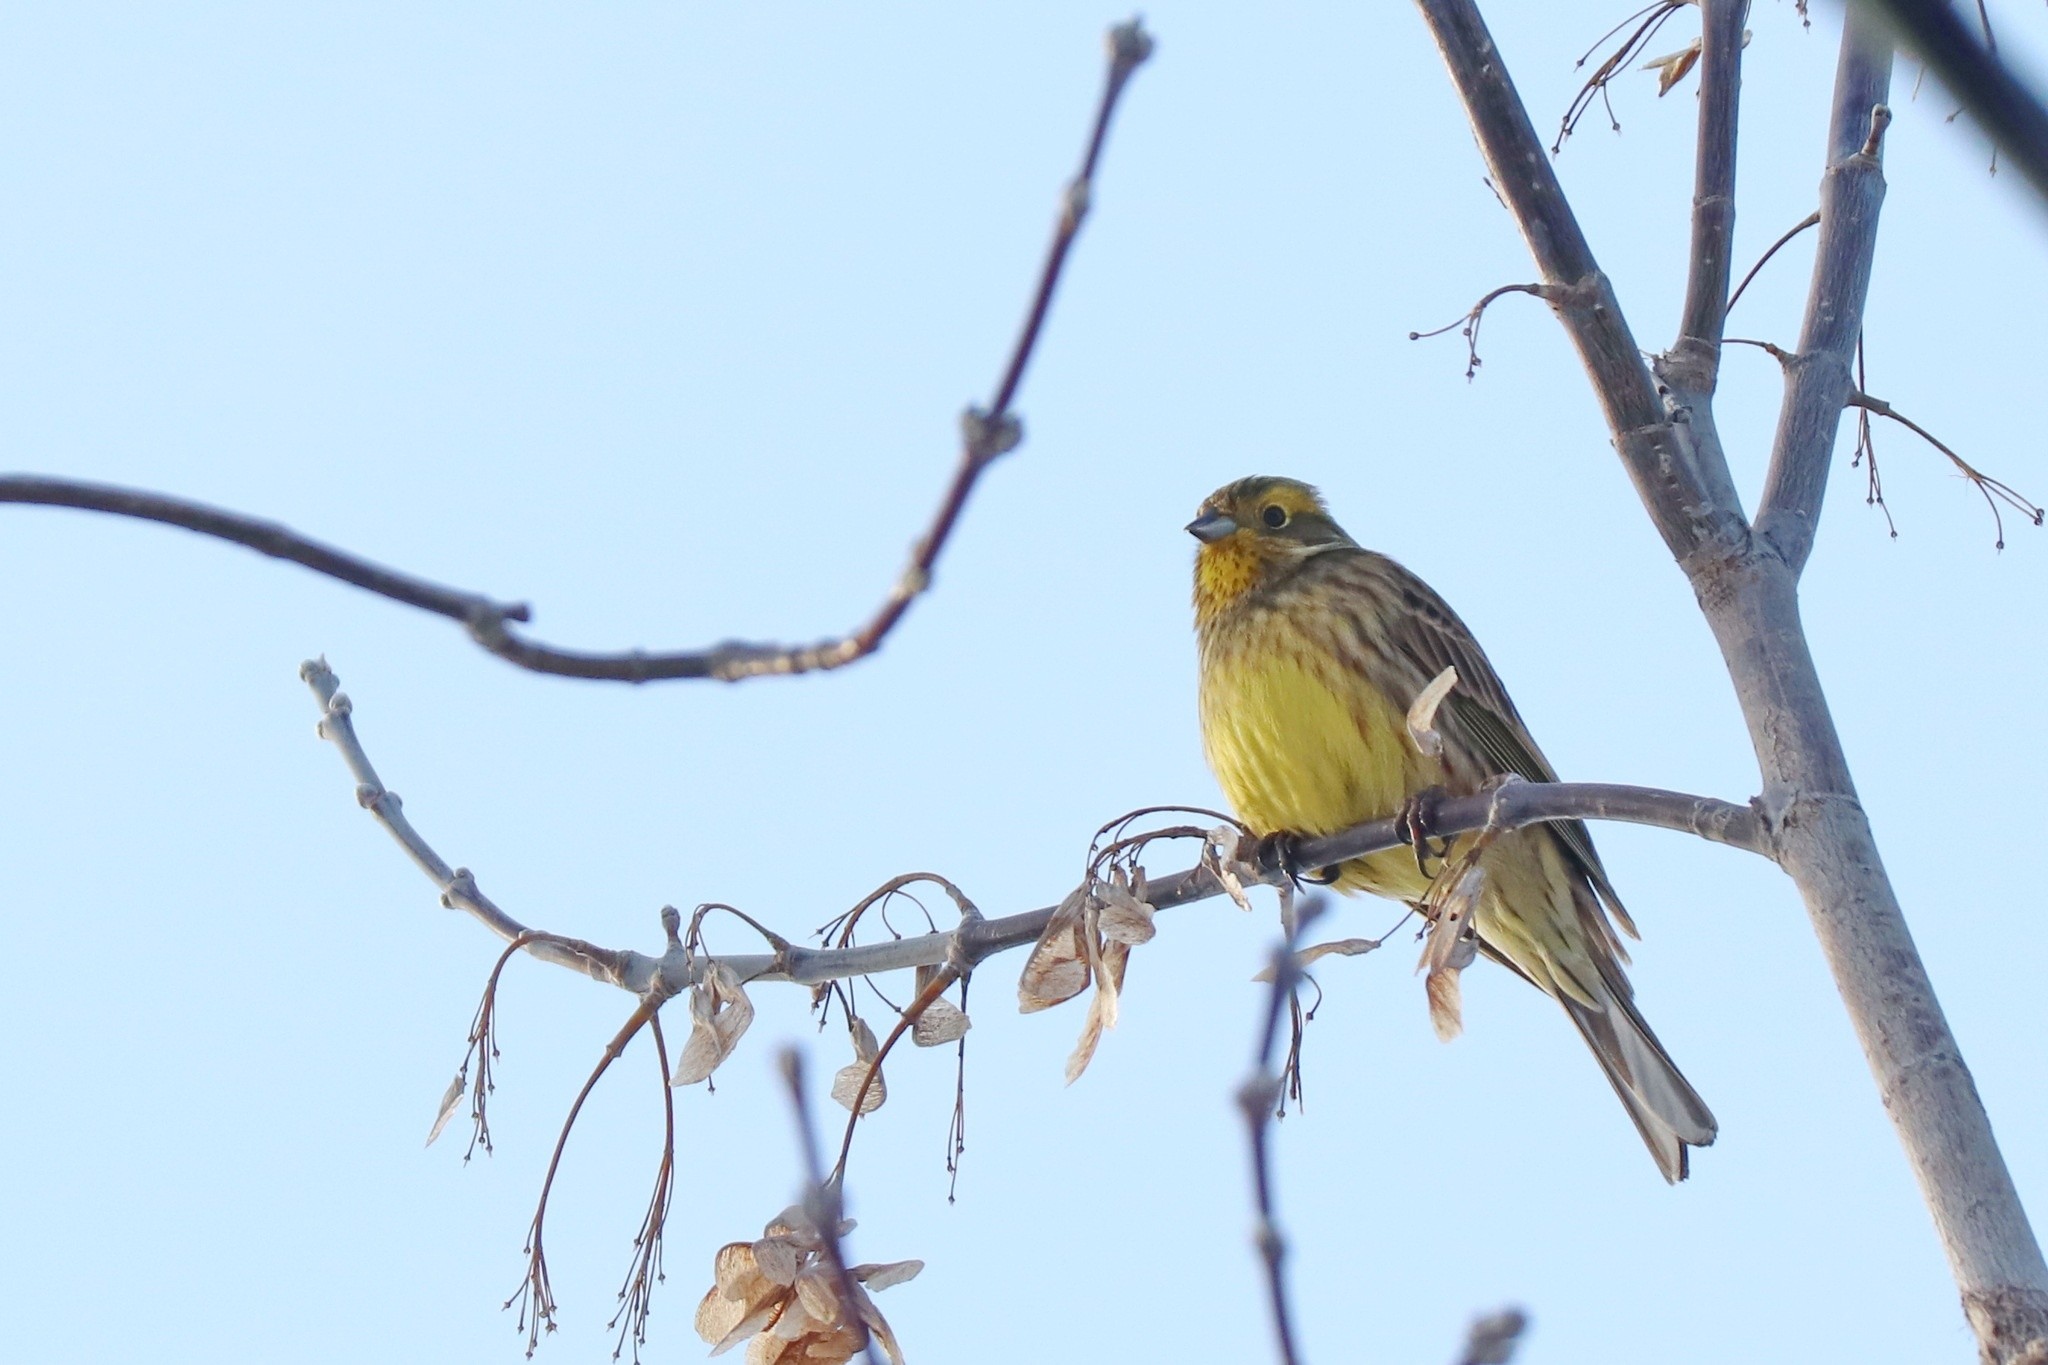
[1197,609,1442,899]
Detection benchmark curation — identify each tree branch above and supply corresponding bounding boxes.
[1416,7,2048,1357]
[1674,0,1748,368]
[306,653,1767,1001]
[1753,17,1893,575]
[1412,0,1745,568]
[0,19,1153,686]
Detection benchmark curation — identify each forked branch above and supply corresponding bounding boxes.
[1413,0,1744,565]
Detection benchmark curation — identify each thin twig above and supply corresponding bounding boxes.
[507,993,668,1356]
[1725,211,1820,316]
[1847,389,2044,548]
[830,967,961,1183]
[444,930,543,1159]
[608,1011,677,1363]
[1554,1,1690,153]
[1238,897,1326,1365]
[0,21,1154,686]
[779,1048,883,1365]
[1850,336,1898,538]
[1408,283,1555,379]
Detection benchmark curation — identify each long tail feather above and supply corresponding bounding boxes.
[1559,983,1717,1183]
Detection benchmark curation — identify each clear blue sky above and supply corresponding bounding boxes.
[3,4,2044,1362]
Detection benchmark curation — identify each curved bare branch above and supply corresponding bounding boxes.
[0,20,1153,686]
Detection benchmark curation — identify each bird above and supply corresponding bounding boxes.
[1189,474,1716,1181]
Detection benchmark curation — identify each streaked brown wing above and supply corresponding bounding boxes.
[1328,548,1634,932]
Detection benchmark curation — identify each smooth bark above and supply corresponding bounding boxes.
[1413,1,2047,1357]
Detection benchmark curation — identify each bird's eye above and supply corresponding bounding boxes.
[1261,504,1289,529]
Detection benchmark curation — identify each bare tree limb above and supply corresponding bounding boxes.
[1673,0,1748,371]
[307,654,1766,1007]
[1414,3,2048,1356]
[301,657,629,984]
[1654,0,1752,535]
[0,19,1153,686]
[1754,23,1893,576]
[1412,0,1746,569]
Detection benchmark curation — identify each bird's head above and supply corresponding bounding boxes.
[1188,476,1354,624]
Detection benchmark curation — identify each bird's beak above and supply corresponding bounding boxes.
[1185,510,1238,543]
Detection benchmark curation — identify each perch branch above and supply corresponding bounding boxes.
[0,19,1153,686]
[306,657,1768,996]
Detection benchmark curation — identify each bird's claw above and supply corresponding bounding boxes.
[1396,787,1451,880]
[1254,831,1340,889]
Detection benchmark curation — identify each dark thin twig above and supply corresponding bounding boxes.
[1408,283,1555,379]
[1847,389,2045,548]
[608,1012,677,1364]
[830,967,960,1182]
[1850,336,1898,537]
[1725,211,1820,315]
[0,19,1155,686]
[1554,0,1689,153]
[1238,897,1325,1365]
[455,930,542,1160]
[778,1048,883,1365]
[507,995,666,1357]
[945,975,971,1202]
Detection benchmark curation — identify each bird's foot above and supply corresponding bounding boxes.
[1253,831,1340,889]
[1396,786,1452,880]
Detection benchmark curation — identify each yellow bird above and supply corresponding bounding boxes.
[1189,475,1715,1181]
